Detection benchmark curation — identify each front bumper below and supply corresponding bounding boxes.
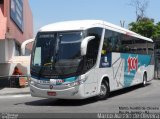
[30,84,86,99]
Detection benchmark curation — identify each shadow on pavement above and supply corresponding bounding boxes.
[25,97,98,106]
[110,83,151,98]
[25,83,151,107]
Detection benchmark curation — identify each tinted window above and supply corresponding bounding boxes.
[31,31,84,78]
[102,29,121,55]
[102,30,153,55]
[134,38,147,54]
[58,32,82,59]
[121,35,149,54]
[121,35,134,53]
[84,28,103,70]
[147,42,154,55]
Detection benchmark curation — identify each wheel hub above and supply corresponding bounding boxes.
[100,84,107,96]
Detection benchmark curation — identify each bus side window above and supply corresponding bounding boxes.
[102,30,113,54]
[114,36,121,52]
[102,30,122,54]
[121,34,133,53]
[102,43,107,55]
[85,27,103,70]
[124,45,130,53]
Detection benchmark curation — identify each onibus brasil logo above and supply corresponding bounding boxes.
[127,56,138,72]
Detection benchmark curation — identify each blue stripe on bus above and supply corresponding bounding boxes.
[64,77,77,82]
[31,75,77,83]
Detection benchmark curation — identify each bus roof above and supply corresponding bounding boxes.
[39,20,153,42]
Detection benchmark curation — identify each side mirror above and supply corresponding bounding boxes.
[21,38,35,56]
[81,36,95,56]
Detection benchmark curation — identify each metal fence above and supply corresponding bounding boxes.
[0,75,30,88]
[155,54,160,79]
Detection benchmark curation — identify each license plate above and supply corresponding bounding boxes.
[47,92,56,96]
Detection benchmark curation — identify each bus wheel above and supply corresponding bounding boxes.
[97,81,110,100]
[142,73,147,87]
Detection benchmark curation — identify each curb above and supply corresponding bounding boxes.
[0,92,30,96]
[0,87,30,96]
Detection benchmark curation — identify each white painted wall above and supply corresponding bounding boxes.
[0,39,31,76]
[0,40,6,63]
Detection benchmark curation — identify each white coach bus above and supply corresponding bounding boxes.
[30,20,154,100]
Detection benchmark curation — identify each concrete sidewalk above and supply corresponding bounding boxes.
[0,87,30,96]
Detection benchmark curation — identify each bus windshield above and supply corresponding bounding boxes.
[31,31,83,79]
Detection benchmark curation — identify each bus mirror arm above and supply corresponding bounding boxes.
[81,36,95,56]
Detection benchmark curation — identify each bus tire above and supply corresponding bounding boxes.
[142,73,147,87]
[97,81,110,100]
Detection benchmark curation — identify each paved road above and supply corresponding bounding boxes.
[0,80,160,114]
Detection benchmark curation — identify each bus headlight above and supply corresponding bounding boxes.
[67,81,81,87]
[30,80,35,85]
[30,78,38,86]
[67,75,88,87]
[79,74,88,84]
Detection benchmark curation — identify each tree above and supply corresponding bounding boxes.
[129,18,160,51]
[129,17,156,38]
[128,0,160,42]
[129,0,149,21]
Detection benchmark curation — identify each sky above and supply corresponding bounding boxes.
[29,0,160,35]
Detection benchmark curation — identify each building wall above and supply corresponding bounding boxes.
[0,0,33,63]
[0,63,11,76]
[4,0,33,44]
[0,40,6,62]
[0,4,7,39]
[0,0,33,76]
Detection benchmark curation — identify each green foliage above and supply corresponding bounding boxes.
[129,17,160,41]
